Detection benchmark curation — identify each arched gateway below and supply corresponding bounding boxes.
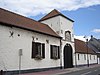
[64,44,73,68]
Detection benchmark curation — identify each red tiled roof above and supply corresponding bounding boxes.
[75,39,95,54]
[39,9,74,22]
[0,8,61,38]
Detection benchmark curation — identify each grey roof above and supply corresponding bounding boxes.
[88,37,100,53]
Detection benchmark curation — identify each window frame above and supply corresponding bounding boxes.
[78,54,80,60]
[84,54,86,60]
[65,31,71,42]
[31,42,45,59]
[94,55,95,60]
[50,45,60,59]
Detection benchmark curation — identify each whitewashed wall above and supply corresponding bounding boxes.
[0,25,61,71]
[41,16,60,34]
[59,16,75,66]
[59,16,74,42]
[98,57,100,64]
[41,16,74,42]
[75,53,97,66]
[61,41,75,66]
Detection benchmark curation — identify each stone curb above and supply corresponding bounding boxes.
[51,64,100,75]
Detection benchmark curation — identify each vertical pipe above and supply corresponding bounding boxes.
[19,55,21,75]
[19,49,22,75]
[60,39,62,69]
[86,39,89,67]
[75,52,77,67]
[0,70,3,75]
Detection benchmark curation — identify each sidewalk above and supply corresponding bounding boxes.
[19,64,100,75]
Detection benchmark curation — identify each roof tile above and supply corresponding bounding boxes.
[39,9,74,22]
[75,39,95,54]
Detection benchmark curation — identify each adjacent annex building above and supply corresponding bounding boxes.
[75,39,97,66]
[0,8,98,74]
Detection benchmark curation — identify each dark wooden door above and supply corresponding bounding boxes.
[64,44,73,68]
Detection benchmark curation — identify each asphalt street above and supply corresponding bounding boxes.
[60,66,100,75]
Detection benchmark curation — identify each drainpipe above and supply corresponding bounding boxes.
[19,49,23,75]
[75,52,77,67]
[0,70,3,75]
[97,52,100,64]
[60,39,62,69]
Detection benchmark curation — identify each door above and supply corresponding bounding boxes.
[64,44,73,68]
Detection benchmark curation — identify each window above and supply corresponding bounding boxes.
[50,45,60,59]
[94,55,95,60]
[90,55,91,60]
[31,42,45,59]
[65,31,71,41]
[78,54,80,60]
[84,54,86,60]
[61,30,63,34]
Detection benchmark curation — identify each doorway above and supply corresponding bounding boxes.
[64,44,73,68]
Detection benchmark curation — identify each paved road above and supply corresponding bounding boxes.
[60,66,100,75]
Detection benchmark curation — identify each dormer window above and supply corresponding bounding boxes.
[65,31,71,42]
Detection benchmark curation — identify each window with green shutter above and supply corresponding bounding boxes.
[31,42,45,59]
[50,45,60,59]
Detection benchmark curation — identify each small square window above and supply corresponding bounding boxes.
[61,30,63,34]
[50,45,60,59]
[46,40,49,44]
[65,31,71,42]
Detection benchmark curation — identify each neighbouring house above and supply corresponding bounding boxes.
[88,36,100,64]
[75,39,98,66]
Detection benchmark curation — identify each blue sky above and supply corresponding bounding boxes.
[32,5,100,39]
[63,5,100,39]
[0,0,100,40]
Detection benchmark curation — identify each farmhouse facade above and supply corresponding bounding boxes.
[0,8,98,74]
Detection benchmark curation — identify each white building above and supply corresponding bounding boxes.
[39,9,75,68]
[75,39,97,66]
[0,8,61,74]
[0,8,98,74]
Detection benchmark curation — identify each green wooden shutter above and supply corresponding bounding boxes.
[50,45,53,59]
[31,42,36,58]
[58,46,60,59]
[42,43,45,58]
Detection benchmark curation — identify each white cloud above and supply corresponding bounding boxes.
[0,0,100,16]
[74,35,86,41]
[74,35,91,42]
[92,29,100,33]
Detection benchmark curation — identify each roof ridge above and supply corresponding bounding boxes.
[39,9,60,21]
[53,9,60,13]
[39,9,74,22]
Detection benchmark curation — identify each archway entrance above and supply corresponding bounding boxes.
[64,44,73,68]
